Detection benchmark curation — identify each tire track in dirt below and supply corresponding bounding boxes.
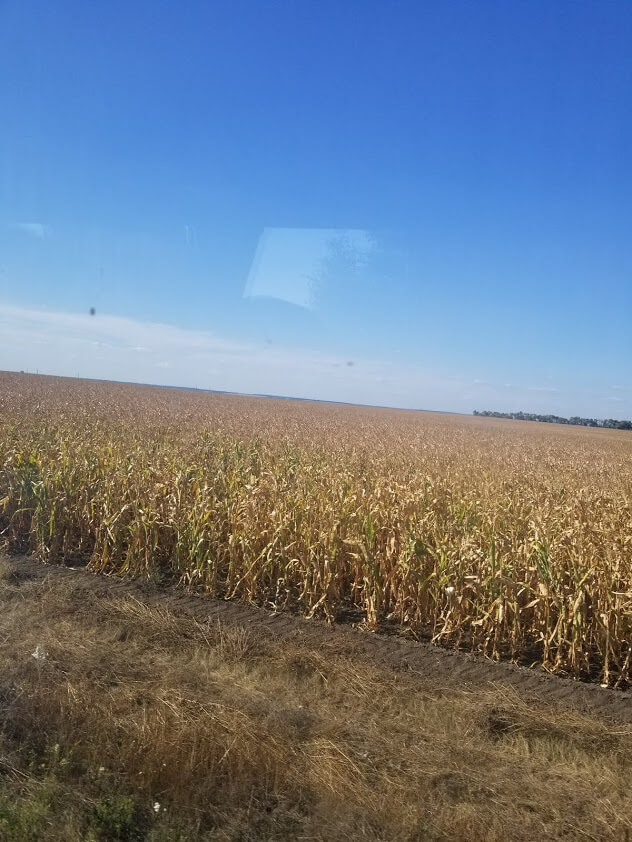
[5,554,632,724]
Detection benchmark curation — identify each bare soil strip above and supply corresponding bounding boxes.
[5,554,632,724]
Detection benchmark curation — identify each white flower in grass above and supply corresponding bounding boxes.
[153,802,161,814]
[445,586,455,597]
[31,644,46,660]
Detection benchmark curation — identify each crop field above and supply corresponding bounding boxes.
[1,371,631,687]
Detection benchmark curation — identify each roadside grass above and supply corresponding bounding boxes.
[0,567,631,841]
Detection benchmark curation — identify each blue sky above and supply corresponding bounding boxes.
[1,0,631,417]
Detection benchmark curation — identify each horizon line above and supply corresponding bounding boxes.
[1,368,469,417]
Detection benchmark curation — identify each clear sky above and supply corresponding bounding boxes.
[1,0,631,417]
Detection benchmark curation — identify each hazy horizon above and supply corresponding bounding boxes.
[2,318,630,422]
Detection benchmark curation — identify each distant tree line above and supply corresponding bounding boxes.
[473,410,632,431]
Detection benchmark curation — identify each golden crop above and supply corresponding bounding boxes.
[1,372,631,686]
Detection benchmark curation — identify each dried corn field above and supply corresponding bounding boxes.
[1,371,631,686]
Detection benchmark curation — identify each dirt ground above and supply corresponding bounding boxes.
[1,556,632,841]
[7,555,632,724]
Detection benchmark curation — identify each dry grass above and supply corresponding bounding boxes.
[1,371,632,686]
[1,568,631,841]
